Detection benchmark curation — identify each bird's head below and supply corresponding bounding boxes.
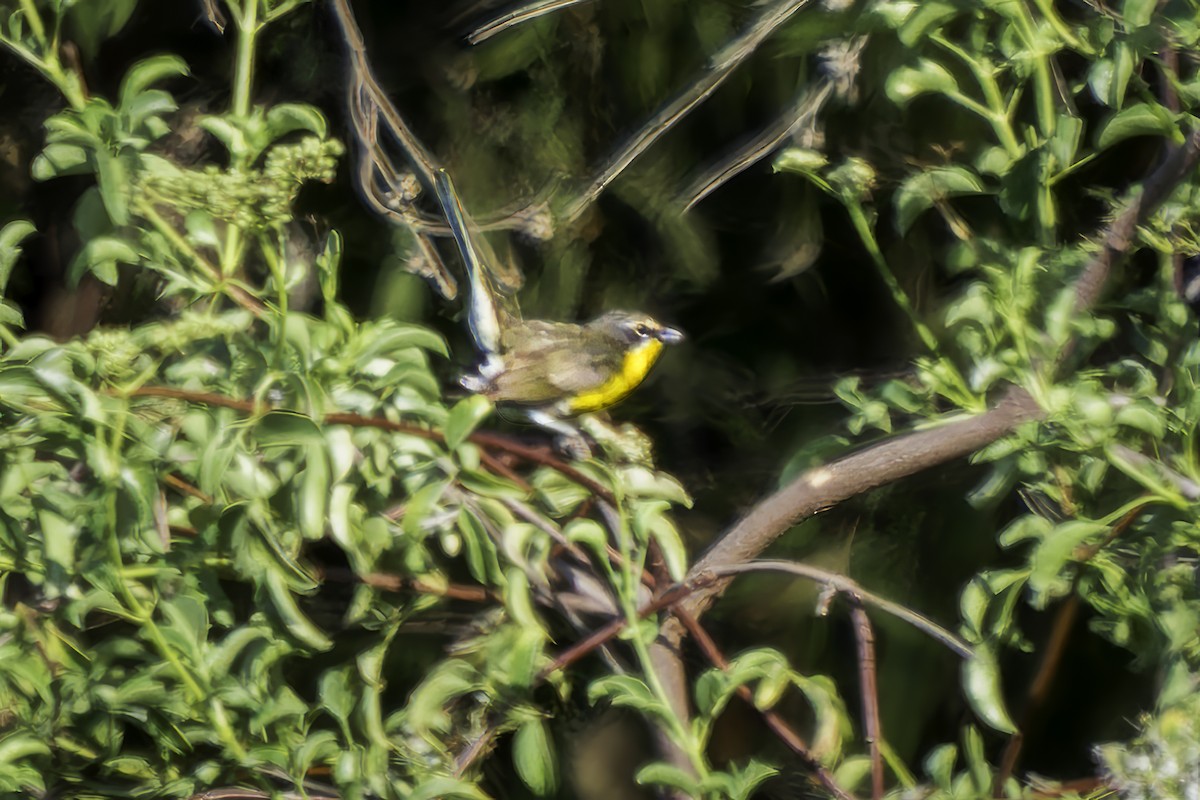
[588,310,685,348]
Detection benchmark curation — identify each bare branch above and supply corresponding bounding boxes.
[698,561,973,658]
[680,390,1042,619]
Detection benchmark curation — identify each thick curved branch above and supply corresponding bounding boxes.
[680,388,1041,618]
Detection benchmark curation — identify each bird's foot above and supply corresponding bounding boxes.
[579,416,655,466]
[553,430,595,461]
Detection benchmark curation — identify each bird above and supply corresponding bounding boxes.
[433,169,683,448]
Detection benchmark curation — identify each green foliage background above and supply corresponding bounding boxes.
[1,0,1200,799]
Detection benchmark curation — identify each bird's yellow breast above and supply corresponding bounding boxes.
[565,339,664,414]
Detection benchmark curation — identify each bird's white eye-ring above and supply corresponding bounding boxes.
[634,323,650,337]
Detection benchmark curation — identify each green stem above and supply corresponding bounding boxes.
[932,35,1022,159]
[609,507,710,786]
[135,199,222,282]
[1011,2,1056,140]
[0,324,21,349]
[231,0,259,120]
[843,201,974,401]
[623,594,712,785]
[17,0,46,42]
[259,229,288,315]
[0,32,86,110]
[1027,0,1088,52]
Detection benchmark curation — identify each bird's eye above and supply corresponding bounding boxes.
[633,324,650,337]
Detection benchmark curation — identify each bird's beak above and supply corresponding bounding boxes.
[657,326,685,345]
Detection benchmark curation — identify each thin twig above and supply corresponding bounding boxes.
[536,581,695,680]
[850,602,884,800]
[699,561,972,658]
[328,0,458,298]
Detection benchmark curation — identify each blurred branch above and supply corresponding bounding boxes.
[679,393,1042,620]
[328,0,458,297]
[681,81,834,212]
[680,36,869,212]
[559,0,815,224]
[468,0,593,44]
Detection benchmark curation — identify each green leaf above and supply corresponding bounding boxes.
[0,733,51,763]
[962,643,1017,734]
[1096,103,1178,150]
[925,743,958,790]
[160,594,209,659]
[257,410,325,447]
[588,675,665,716]
[773,147,829,181]
[636,762,702,796]
[263,570,332,651]
[31,143,91,180]
[997,514,1054,548]
[265,103,328,141]
[895,166,987,233]
[1122,0,1155,28]
[885,59,959,106]
[895,1,958,44]
[1114,402,1165,438]
[620,466,693,506]
[0,219,36,293]
[68,235,139,286]
[355,322,448,362]
[299,444,331,540]
[723,759,780,800]
[644,511,687,582]
[503,567,544,635]
[409,777,491,800]
[198,116,247,157]
[445,394,492,450]
[1028,520,1105,604]
[94,149,131,226]
[119,55,189,112]
[513,719,558,796]
[319,666,356,735]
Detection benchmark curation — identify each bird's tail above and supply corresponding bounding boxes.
[434,169,505,358]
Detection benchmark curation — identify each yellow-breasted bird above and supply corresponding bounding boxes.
[433,169,683,445]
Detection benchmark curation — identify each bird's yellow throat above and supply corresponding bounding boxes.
[566,339,665,414]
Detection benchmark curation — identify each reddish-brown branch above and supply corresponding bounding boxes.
[850,602,884,800]
[994,502,1150,793]
[162,472,214,504]
[675,608,859,800]
[318,566,492,602]
[127,386,610,500]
